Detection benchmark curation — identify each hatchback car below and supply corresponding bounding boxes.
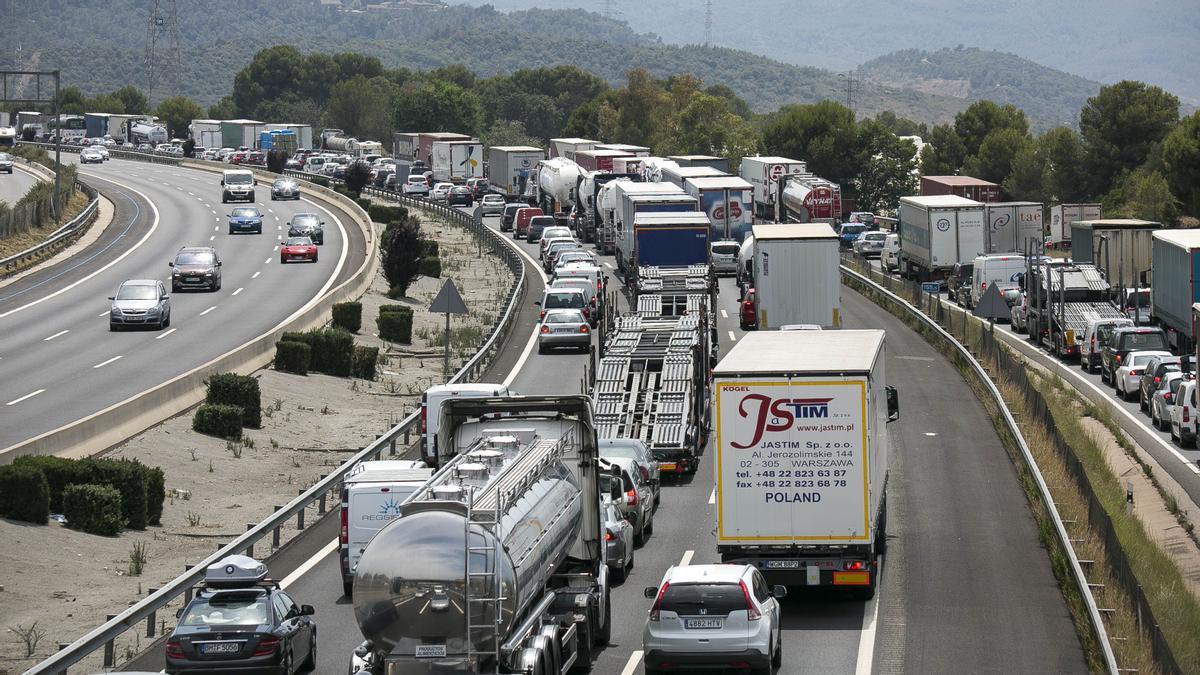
[947,262,974,305]
[536,308,590,353]
[1151,371,1188,430]
[881,232,901,272]
[271,178,300,201]
[526,215,556,243]
[480,194,506,216]
[402,175,430,196]
[1009,292,1030,333]
[371,168,394,189]
[430,183,454,202]
[228,207,263,234]
[447,185,474,207]
[1081,318,1133,373]
[604,498,636,582]
[287,213,324,245]
[280,237,318,264]
[166,555,315,675]
[544,240,584,272]
[1115,350,1171,400]
[1139,355,1182,412]
[1171,379,1198,448]
[110,279,170,331]
[554,250,595,270]
[539,226,574,255]
[642,564,785,674]
[853,230,888,258]
[599,438,661,507]
[169,246,222,292]
[710,240,740,276]
[602,456,655,544]
[500,203,523,231]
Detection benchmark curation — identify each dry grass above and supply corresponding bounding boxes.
[0,189,91,258]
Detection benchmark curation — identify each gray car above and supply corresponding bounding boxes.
[601,456,655,545]
[110,279,170,331]
[480,193,506,216]
[604,498,635,582]
[271,177,300,200]
[169,246,222,292]
[537,308,591,353]
[0,152,13,173]
[1150,371,1187,431]
[599,438,661,507]
[287,212,325,245]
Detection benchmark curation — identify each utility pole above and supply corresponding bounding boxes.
[704,0,713,47]
[145,0,181,106]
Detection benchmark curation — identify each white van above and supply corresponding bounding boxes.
[1081,317,1134,373]
[970,253,1028,308]
[420,383,511,466]
[710,240,740,276]
[881,233,901,272]
[554,262,606,300]
[221,169,256,203]
[339,460,433,596]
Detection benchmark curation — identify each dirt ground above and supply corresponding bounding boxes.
[0,209,513,673]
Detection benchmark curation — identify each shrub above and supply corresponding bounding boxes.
[420,239,440,257]
[193,403,244,440]
[419,256,442,279]
[80,458,150,531]
[377,307,414,343]
[353,346,380,380]
[332,301,363,333]
[323,329,355,377]
[378,304,411,315]
[13,455,85,513]
[355,197,372,211]
[310,176,330,188]
[266,148,288,173]
[343,161,371,196]
[63,484,123,536]
[0,464,50,524]
[381,217,423,296]
[206,373,261,429]
[146,467,166,526]
[368,203,408,224]
[274,340,311,375]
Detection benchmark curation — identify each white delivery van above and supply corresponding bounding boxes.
[711,239,741,276]
[881,233,901,272]
[421,383,511,466]
[221,169,256,203]
[339,460,433,596]
[969,253,1028,309]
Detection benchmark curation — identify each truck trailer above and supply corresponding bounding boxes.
[264,123,313,151]
[778,174,842,224]
[750,223,841,329]
[393,132,419,162]
[738,156,807,219]
[1025,260,1123,359]
[619,212,710,279]
[713,329,898,595]
[220,119,264,150]
[1049,203,1102,248]
[897,195,985,282]
[190,119,223,150]
[1070,219,1158,292]
[920,175,1001,202]
[537,157,583,216]
[488,146,545,199]
[1151,230,1200,353]
[418,132,472,166]
[578,171,642,245]
[984,201,1043,254]
[661,165,726,189]
[602,181,689,257]
[574,149,634,173]
[684,175,755,242]
[595,143,650,157]
[432,140,484,182]
[667,155,730,172]
[549,137,598,161]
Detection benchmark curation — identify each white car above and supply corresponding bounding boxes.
[881,232,901,272]
[1114,350,1171,400]
[80,147,105,164]
[643,564,785,674]
[429,182,454,202]
[710,240,740,276]
[1170,379,1197,448]
[90,144,110,161]
[480,193,506,215]
[402,175,430,196]
[852,230,888,257]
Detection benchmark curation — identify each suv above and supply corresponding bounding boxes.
[710,240,740,276]
[169,247,222,292]
[947,262,974,305]
[1081,318,1133,373]
[600,456,654,545]
[1101,327,1169,385]
[1139,355,1182,412]
[642,564,785,674]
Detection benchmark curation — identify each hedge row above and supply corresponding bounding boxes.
[0,464,49,524]
[10,455,165,530]
[206,373,261,429]
[193,404,244,440]
[275,340,311,375]
[420,256,442,279]
[368,203,408,224]
[280,328,354,376]
[63,484,123,536]
[332,301,362,333]
[420,239,439,257]
[378,305,414,343]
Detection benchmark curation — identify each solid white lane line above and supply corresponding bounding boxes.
[280,539,338,589]
[7,389,45,406]
[43,329,69,341]
[679,550,694,566]
[708,487,716,504]
[604,262,614,269]
[209,235,215,241]
[854,564,882,675]
[200,306,216,316]
[620,651,643,675]
[251,271,261,279]
[232,287,244,296]
[155,328,176,339]
[265,257,272,263]
[728,330,736,341]
[92,355,123,369]
[720,309,729,319]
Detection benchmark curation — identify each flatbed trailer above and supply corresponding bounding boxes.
[1026,261,1121,358]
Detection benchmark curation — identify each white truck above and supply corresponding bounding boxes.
[536,157,583,216]
[712,329,898,596]
[339,460,434,597]
[897,195,986,282]
[660,164,726,189]
[432,140,484,182]
[420,383,512,466]
[549,137,598,161]
[488,146,545,198]
[1049,203,1102,248]
[750,223,841,329]
[738,156,808,220]
[984,201,1043,254]
[684,175,755,243]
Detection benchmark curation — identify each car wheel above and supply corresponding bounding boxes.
[634,520,645,547]
[215,279,222,291]
[172,283,180,293]
[312,255,318,263]
[1171,424,1179,444]
[772,634,783,668]
[612,561,627,583]
[1140,393,1148,412]
[109,322,118,332]
[1152,407,1160,428]
[300,632,316,672]
[229,227,235,234]
[644,511,654,537]
[256,227,262,234]
[280,256,286,265]
[164,311,170,328]
[537,343,546,354]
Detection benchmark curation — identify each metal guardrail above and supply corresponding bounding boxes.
[1,152,100,278]
[20,140,185,166]
[839,257,1120,674]
[27,164,527,675]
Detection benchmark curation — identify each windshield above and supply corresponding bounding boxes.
[543,227,571,239]
[180,593,271,627]
[232,208,259,218]
[225,173,253,185]
[660,583,745,615]
[863,232,886,241]
[840,224,866,235]
[291,215,319,227]
[0,153,11,161]
[1121,332,1167,351]
[116,284,158,300]
[544,292,584,309]
[286,237,312,246]
[274,179,296,187]
[1126,290,1150,308]
[712,243,739,255]
[175,252,214,266]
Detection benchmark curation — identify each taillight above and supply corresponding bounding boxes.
[539,310,546,319]
[1166,393,1174,402]
[1115,355,1122,364]
[625,489,638,507]
[638,465,649,481]
[1184,406,1191,423]
[420,402,427,434]
[1155,377,1162,384]
[739,580,762,621]
[590,297,596,306]
[605,530,614,542]
[846,561,864,570]
[580,325,589,333]
[981,281,987,290]
[648,581,669,621]
[340,505,348,544]
[540,325,550,333]
[1090,336,1095,351]
[166,639,184,659]
[252,636,280,657]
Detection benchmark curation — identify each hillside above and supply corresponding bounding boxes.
[857,48,1104,130]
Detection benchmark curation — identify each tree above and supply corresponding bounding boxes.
[962,128,1029,185]
[481,119,541,149]
[614,69,667,147]
[326,76,395,143]
[1038,127,1089,204]
[208,96,237,121]
[920,124,966,176]
[704,84,752,119]
[266,148,288,173]
[1162,112,1200,215]
[255,98,324,130]
[870,111,928,138]
[1002,143,1049,204]
[393,81,481,136]
[87,94,127,115]
[428,64,476,90]
[333,52,384,83]
[111,85,148,114]
[666,92,762,166]
[762,100,859,189]
[380,216,424,297]
[343,161,371,197]
[1080,80,1179,195]
[1107,169,1179,224]
[232,46,305,119]
[953,100,1028,159]
[854,121,918,214]
[156,96,204,139]
[58,87,87,115]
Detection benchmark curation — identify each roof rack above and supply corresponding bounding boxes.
[201,555,270,589]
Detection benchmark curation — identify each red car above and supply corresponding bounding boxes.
[740,288,757,330]
[280,236,318,264]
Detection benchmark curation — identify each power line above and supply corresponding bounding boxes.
[145,0,180,105]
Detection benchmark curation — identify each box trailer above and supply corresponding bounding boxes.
[487,145,544,198]
[778,175,842,224]
[713,329,896,594]
[220,119,264,150]
[84,113,110,138]
[1152,230,1200,353]
[417,132,472,166]
[984,201,1043,254]
[431,140,484,182]
[265,123,313,151]
[622,212,710,275]
[392,132,419,162]
[751,223,841,329]
[1049,203,1102,247]
[739,156,808,219]
[684,175,755,242]
[661,165,726,189]
[897,195,986,281]
[616,192,699,272]
[190,119,222,149]
[920,175,1001,202]
[574,148,634,173]
[549,137,597,161]
[1070,219,1158,291]
[595,143,650,157]
[668,154,730,172]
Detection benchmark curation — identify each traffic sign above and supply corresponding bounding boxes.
[921,282,941,294]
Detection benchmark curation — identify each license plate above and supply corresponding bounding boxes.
[184,278,201,283]
[684,618,722,629]
[199,642,241,654]
[416,644,447,658]
[765,560,801,569]
[553,327,575,333]
[658,462,677,472]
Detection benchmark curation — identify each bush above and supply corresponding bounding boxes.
[368,203,408,224]
[378,304,411,316]
[79,458,150,530]
[381,216,424,297]
[344,161,371,196]
[332,301,363,333]
[377,307,414,343]
[13,455,86,513]
[355,197,372,211]
[0,464,50,524]
[274,340,311,375]
[63,484,123,536]
[419,256,442,278]
[193,404,244,440]
[146,466,166,526]
[353,346,380,380]
[310,176,330,188]
[420,239,440,257]
[304,328,353,376]
[206,373,261,429]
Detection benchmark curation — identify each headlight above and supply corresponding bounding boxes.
[110,307,120,315]
[172,270,181,276]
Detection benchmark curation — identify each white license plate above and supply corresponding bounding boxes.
[199,642,241,654]
[416,644,447,658]
[684,618,723,629]
[765,560,801,569]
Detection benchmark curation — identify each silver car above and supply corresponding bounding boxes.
[1114,350,1171,401]
[599,438,661,507]
[1150,371,1188,430]
[480,193,506,215]
[109,279,171,331]
[554,250,595,271]
[271,178,300,200]
[536,308,590,353]
[600,456,654,545]
[603,498,635,582]
[80,147,104,164]
[0,152,13,173]
[430,182,454,202]
[853,230,887,257]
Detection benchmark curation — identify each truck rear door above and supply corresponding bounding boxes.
[348,484,421,572]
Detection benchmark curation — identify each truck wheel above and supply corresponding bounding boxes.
[596,587,611,646]
[571,613,594,673]
[343,579,353,598]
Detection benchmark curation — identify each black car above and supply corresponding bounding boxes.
[166,556,315,675]
[287,213,324,245]
[271,178,301,201]
[447,185,474,207]
[372,168,394,188]
[169,246,222,292]
[525,215,555,243]
[1101,326,1169,384]
[500,203,522,232]
[947,262,974,305]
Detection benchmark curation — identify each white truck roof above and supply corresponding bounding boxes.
[752,223,837,241]
[345,460,431,485]
[900,195,982,208]
[714,330,884,375]
[1153,229,1200,247]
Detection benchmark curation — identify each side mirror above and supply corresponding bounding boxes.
[533,300,542,306]
[610,467,623,500]
[771,585,788,599]
[176,608,184,619]
[300,604,315,616]
[643,586,659,599]
[220,180,224,185]
[886,385,899,422]
[167,261,174,267]
[107,296,115,301]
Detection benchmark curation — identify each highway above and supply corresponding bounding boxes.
[0,163,42,205]
[0,157,366,451]
[193,205,1088,674]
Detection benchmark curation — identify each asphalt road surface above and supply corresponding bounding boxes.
[0,163,42,205]
[0,157,366,451]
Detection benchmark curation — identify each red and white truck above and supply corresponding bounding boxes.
[739,156,808,219]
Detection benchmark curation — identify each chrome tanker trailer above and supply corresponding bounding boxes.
[350,395,614,675]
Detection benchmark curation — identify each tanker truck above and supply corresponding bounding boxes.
[326,135,361,156]
[350,394,614,675]
[537,157,583,217]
